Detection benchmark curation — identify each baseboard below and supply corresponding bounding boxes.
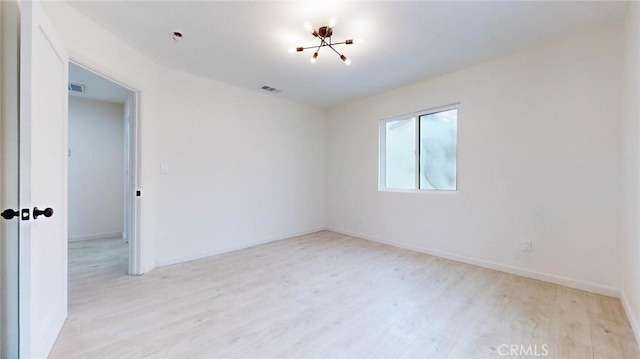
[68,231,122,242]
[621,289,640,345]
[326,227,620,298]
[156,227,326,267]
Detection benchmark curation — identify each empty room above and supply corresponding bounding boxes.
[1,0,639,358]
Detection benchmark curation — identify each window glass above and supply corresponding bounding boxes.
[419,109,457,190]
[380,107,457,191]
[385,117,416,190]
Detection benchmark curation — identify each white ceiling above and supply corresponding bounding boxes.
[64,1,628,108]
[69,63,130,104]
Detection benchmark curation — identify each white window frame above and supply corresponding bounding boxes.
[379,103,459,193]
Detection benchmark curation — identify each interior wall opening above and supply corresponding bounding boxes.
[67,61,140,277]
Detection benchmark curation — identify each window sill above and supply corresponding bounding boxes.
[378,188,458,194]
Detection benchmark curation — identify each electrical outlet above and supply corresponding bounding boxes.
[522,240,532,252]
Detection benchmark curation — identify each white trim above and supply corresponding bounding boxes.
[67,53,141,93]
[0,1,21,357]
[68,232,122,242]
[378,118,386,190]
[127,91,142,275]
[326,227,620,298]
[621,289,640,345]
[414,114,420,189]
[384,103,461,123]
[379,188,459,195]
[156,227,326,267]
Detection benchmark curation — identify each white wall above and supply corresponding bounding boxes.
[42,2,326,270]
[155,67,326,265]
[326,24,624,296]
[68,97,124,240]
[621,1,640,343]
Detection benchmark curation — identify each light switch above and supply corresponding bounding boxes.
[160,163,169,174]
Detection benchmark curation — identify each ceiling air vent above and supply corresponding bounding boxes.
[261,85,282,94]
[68,83,86,93]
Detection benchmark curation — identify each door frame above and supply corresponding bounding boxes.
[0,1,21,357]
[69,58,143,276]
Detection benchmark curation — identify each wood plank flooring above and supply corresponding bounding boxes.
[50,231,639,358]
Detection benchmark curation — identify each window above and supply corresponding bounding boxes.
[380,105,458,191]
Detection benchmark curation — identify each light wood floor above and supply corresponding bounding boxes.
[51,231,639,358]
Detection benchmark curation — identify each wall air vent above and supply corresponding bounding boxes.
[260,85,282,93]
[68,83,86,93]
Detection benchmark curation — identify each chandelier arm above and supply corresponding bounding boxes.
[302,35,330,51]
[299,45,321,51]
[320,37,336,51]
[326,43,342,57]
[299,41,349,50]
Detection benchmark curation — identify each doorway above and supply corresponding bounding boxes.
[1,2,144,356]
[67,60,142,276]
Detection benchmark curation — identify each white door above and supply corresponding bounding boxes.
[19,1,69,357]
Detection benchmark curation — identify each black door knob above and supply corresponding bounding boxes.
[1,209,19,220]
[33,207,53,219]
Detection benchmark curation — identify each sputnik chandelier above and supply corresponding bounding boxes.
[290,16,360,65]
